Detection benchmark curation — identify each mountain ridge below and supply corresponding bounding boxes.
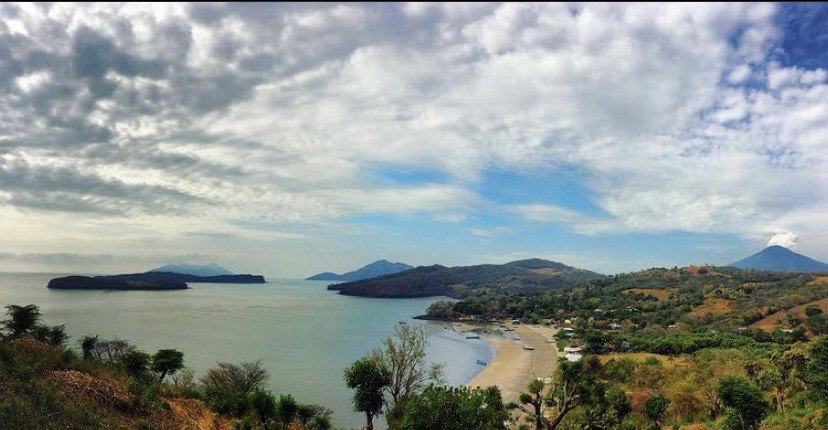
[307,259,413,281]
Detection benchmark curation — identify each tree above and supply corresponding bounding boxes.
[248,388,277,423]
[344,357,391,430]
[519,379,546,430]
[120,350,152,377]
[716,376,768,430]
[545,359,599,429]
[151,349,185,382]
[372,323,444,408]
[805,335,828,402]
[3,304,41,337]
[201,360,270,416]
[399,385,507,430]
[276,394,298,429]
[80,335,98,359]
[644,395,670,430]
[31,324,68,347]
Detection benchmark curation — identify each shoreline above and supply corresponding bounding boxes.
[461,323,559,402]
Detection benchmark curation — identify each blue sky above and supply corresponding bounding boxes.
[0,3,825,276]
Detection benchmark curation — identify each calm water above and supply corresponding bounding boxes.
[0,273,492,429]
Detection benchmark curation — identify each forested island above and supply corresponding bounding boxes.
[327,258,601,298]
[47,272,266,290]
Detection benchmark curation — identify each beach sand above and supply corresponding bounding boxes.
[466,324,558,402]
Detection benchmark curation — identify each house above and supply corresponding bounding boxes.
[564,347,583,362]
[562,327,576,338]
[608,322,622,330]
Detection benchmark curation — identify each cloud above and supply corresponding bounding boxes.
[768,232,798,248]
[0,2,826,269]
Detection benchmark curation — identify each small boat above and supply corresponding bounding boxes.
[465,335,481,339]
[476,359,488,366]
[523,345,535,351]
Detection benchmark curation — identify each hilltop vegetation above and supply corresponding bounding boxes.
[427,266,828,428]
[328,259,602,299]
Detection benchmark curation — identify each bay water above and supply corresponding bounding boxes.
[0,273,492,428]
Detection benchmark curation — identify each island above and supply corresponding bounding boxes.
[327,258,602,299]
[47,271,266,290]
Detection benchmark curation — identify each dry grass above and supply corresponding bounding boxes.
[689,297,733,317]
[50,370,133,410]
[165,396,234,430]
[530,268,560,276]
[809,276,828,285]
[596,352,686,369]
[623,288,673,302]
[751,298,828,331]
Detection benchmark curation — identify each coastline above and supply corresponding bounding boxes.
[462,323,559,402]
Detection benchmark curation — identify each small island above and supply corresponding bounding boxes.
[47,271,266,291]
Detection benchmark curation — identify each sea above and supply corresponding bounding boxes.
[0,272,492,429]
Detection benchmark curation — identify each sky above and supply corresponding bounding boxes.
[0,3,826,277]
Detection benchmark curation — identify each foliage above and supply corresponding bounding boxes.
[344,356,391,430]
[644,395,669,429]
[201,360,269,416]
[151,349,184,382]
[398,385,508,430]
[3,304,42,337]
[716,375,768,430]
[372,322,444,409]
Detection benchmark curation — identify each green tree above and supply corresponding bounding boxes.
[805,335,828,402]
[151,349,185,382]
[276,394,298,429]
[546,360,600,429]
[716,376,768,430]
[399,385,507,430]
[120,350,152,377]
[3,304,41,337]
[644,395,670,429]
[519,378,546,430]
[344,357,391,430]
[201,360,270,416]
[248,388,277,423]
[80,335,98,359]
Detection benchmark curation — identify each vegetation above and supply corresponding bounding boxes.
[0,304,330,430]
[329,259,602,299]
[343,357,391,430]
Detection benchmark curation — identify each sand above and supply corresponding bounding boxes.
[466,324,559,402]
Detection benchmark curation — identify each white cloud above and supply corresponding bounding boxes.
[768,232,798,248]
[0,3,826,271]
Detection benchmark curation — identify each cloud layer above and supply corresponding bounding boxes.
[0,3,826,271]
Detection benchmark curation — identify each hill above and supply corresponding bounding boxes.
[149,263,235,277]
[327,258,602,298]
[730,245,828,272]
[307,259,413,281]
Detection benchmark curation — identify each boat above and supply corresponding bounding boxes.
[465,335,481,339]
[523,345,535,351]
[476,359,488,366]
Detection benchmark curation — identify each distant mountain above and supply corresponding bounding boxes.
[149,263,234,277]
[307,260,413,282]
[48,272,266,290]
[730,245,828,272]
[327,258,602,298]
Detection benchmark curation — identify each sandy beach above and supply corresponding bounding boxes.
[465,323,559,402]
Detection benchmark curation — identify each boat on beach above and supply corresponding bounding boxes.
[476,359,488,366]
